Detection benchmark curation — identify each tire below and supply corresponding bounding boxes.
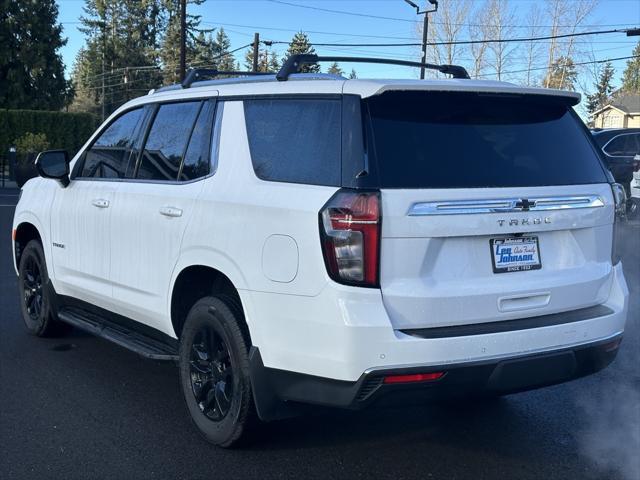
[179,295,257,447]
[17,240,69,337]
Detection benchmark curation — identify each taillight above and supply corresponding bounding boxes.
[319,189,381,287]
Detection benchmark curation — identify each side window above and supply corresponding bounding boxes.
[137,101,201,181]
[179,100,216,181]
[604,134,640,157]
[80,108,144,179]
[243,98,341,186]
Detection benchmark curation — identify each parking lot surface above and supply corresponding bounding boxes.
[1,189,638,480]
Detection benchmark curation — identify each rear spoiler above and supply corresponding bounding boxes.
[348,82,581,106]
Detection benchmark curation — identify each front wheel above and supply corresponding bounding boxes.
[18,240,68,337]
[178,296,257,447]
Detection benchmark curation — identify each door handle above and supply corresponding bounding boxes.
[91,199,110,208]
[159,206,183,218]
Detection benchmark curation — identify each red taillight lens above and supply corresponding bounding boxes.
[383,372,445,384]
[319,189,381,287]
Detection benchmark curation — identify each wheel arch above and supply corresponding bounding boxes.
[169,262,253,344]
[13,221,44,273]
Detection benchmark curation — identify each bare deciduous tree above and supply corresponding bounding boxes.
[420,0,472,76]
[468,4,492,78]
[543,0,597,89]
[558,0,598,89]
[522,4,544,86]
[544,0,570,87]
[485,0,517,81]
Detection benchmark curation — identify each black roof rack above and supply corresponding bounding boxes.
[276,54,470,81]
[182,69,272,88]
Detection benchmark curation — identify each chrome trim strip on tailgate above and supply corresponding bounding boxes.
[408,195,605,216]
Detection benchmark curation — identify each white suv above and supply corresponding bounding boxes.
[12,56,629,447]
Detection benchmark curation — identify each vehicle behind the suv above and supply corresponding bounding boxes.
[592,128,640,213]
[12,58,629,447]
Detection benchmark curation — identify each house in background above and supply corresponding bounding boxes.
[592,94,640,128]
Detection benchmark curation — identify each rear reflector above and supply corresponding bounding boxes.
[601,338,622,353]
[383,372,445,384]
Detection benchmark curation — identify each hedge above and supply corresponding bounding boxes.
[0,109,100,157]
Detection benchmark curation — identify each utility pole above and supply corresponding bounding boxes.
[124,67,129,102]
[101,19,106,121]
[179,0,187,81]
[252,33,260,72]
[403,0,438,79]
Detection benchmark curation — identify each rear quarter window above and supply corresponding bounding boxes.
[603,133,640,157]
[364,91,608,189]
[243,98,341,186]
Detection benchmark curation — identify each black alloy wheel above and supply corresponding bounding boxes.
[18,240,68,337]
[21,254,44,321]
[189,325,234,421]
[179,295,257,447]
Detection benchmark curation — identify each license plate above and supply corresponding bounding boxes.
[490,236,541,273]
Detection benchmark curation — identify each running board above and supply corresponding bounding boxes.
[57,307,179,361]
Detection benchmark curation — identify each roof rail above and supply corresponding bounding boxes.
[182,68,272,88]
[276,54,470,81]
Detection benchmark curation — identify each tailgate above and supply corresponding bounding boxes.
[380,184,614,329]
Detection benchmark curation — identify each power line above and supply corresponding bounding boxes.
[479,54,640,78]
[264,0,638,29]
[201,21,419,41]
[80,43,253,85]
[266,27,638,48]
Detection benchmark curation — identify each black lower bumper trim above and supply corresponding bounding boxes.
[249,336,621,421]
[400,305,614,339]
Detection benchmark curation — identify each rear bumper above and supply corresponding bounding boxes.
[250,334,622,420]
[244,263,628,382]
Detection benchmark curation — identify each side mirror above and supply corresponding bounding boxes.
[35,150,70,187]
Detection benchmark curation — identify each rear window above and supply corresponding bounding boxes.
[365,92,608,188]
[243,98,341,186]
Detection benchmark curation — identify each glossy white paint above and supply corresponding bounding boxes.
[12,76,629,383]
[378,183,616,330]
[262,235,299,283]
[107,179,206,332]
[49,180,115,303]
[246,263,627,381]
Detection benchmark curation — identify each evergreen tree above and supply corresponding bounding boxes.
[543,56,578,90]
[244,45,279,72]
[348,69,358,79]
[621,41,640,93]
[586,62,615,117]
[282,32,319,73]
[269,51,280,72]
[0,0,72,110]
[71,0,165,115]
[213,28,237,71]
[159,0,209,85]
[327,62,344,76]
[192,32,216,69]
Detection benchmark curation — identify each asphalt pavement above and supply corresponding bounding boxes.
[1,188,638,480]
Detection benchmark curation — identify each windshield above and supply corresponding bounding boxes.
[364,91,608,189]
